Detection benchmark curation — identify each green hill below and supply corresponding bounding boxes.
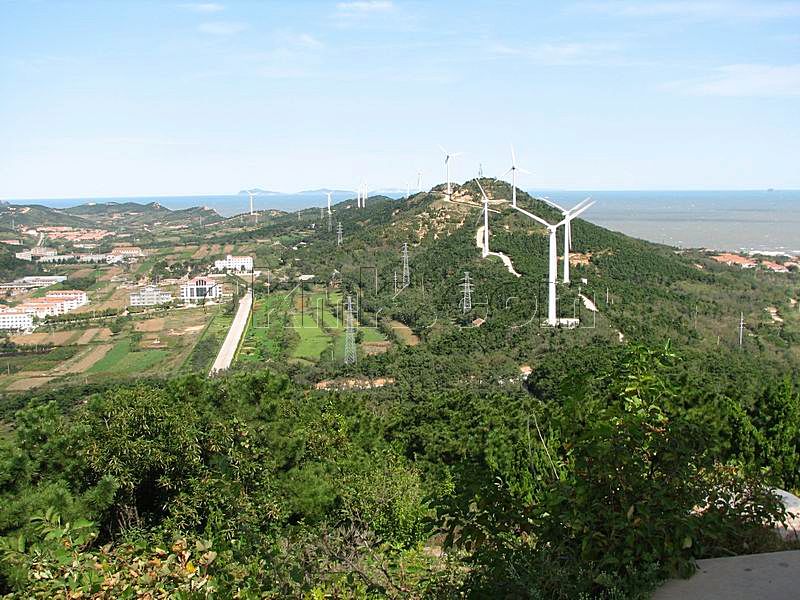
[236,178,795,388]
[0,204,95,229]
[64,201,223,227]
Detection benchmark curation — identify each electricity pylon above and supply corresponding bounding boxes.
[461,271,473,313]
[337,222,343,246]
[344,295,357,365]
[401,242,410,288]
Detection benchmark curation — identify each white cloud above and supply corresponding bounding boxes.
[179,2,225,13]
[293,33,323,49]
[197,21,247,35]
[665,64,800,97]
[574,1,800,20]
[487,41,624,66]
[336,1,393,13]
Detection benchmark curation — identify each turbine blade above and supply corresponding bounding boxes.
[513,205,554,229]
[570,200,595,220]
[502,167,513,177]
[539,197,567,213]
[569,196,593,212]
[474,178,488,199]
[510,144,517,167]
[438,145,448,156]
[517,167,531,175]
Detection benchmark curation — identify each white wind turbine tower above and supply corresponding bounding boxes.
[417,171,423,193]
[540,197,594,284]
[439,146,462,198]
[503,145,530,209]
[513,204,566,327]
[247,190,256,216]
[326,192,333,215]
[475,179,490,258]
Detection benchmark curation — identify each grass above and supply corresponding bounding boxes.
[87,339,167,374]
[290,313,331,360]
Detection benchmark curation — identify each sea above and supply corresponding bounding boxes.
[6,189,800,255]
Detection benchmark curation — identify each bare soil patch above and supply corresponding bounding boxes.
[6,376,54,391]
[135,318,165,333]
[76,328,99,344]
[57,344,113,374]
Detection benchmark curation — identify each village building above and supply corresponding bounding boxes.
[712,253,757,269]
[213,255,253,272]
[0,309,34,330]
[180,277,222,303]
[130,285,173,307]
[111,246,144,259]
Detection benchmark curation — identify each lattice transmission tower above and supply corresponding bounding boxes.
[401,242,410,288]
[344,295,357,365]
[337,222,343,246]
[461,271,474,313]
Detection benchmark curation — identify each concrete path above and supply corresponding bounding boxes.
[476,226,522,277]
[209,291,252,375]
[654,550,800,600]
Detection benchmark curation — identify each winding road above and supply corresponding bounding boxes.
[209,291,252,375]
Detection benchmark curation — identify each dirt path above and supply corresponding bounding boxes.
[76,328,99,344]
[579,294,598,312]
[476,226,521,277]
[54,344,113,374]
[388,320,420,345]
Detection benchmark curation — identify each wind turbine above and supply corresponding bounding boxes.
[247,190,256,216]
[475,179,490,258]
[503,145,530,208]
[326,192,333,215]
[540,197,594,284]
[513,204,566,327]
[417,171,423,193]
[439,146,462,197]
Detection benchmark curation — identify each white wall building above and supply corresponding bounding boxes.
[180,277,222,303]
[45,290,89,310]
[0,310,34,331]
[130,285,173,307]
[213,255,253,272]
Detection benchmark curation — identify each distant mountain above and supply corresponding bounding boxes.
[238,188,282,196]
[295,188,356,196]
[65,201,223,227]
[0,204,95,229]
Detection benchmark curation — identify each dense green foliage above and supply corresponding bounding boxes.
[1,344,797,598]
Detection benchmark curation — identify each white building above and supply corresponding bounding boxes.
[111,246,144,259]
[45,290,89,310]
[180,277,222,303]
[38,254,76,263]
[213,255,253,272]
[0,310,34,331]
[130,285,173,307]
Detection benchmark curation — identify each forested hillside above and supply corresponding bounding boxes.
[2,182,800,598]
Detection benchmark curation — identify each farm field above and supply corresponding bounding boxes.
[237,286,389,366]
[0,304,226,392]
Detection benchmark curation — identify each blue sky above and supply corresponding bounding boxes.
[1,0,799,199]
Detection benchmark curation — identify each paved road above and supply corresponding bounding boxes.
[209,291,252,375]
[654,550,800,600]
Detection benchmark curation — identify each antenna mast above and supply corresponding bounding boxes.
[461,271,473,313]
[344,295,357,365]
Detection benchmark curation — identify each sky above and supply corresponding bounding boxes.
[1,0,799,199]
